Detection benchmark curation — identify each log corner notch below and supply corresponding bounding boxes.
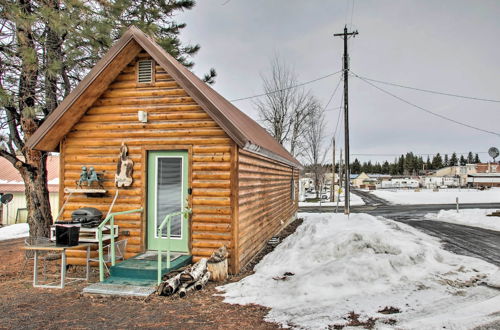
[207,245,229,282]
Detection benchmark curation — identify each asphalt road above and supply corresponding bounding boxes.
[299,189,500,267]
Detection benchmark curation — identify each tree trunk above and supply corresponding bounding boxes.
[18,150,53,238]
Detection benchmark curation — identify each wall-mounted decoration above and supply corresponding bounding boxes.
[115,142,134,187]
[76,166,104,189]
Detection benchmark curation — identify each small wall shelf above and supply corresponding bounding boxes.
[64,188,107,197]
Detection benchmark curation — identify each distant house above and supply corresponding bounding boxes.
[381,177,420,189]
[467,173,500,188]
[0,156,59,225]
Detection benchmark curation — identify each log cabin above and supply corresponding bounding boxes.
[27,26,301,277]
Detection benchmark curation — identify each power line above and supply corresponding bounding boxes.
[352,151,488,157]
[353,74,500,137]
[230,70,343,102]
[351,72,500,103]
[323,76,343,111]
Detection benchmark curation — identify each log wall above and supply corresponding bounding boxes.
[236,149,299,269]
[60,51,234,266]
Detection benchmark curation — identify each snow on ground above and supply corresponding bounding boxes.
[299,193,364,207]
[218,213,500,329]
[371,188,500,205]
[0,223,29,241]
[425,209,500,232]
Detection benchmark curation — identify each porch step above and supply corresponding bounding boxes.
[82,252,192,297]
[82,281,156,297]
[110,252,192,281]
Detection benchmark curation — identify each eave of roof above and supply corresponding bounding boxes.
[27,26,301,169]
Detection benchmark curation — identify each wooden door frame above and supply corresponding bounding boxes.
[141,145,193,253]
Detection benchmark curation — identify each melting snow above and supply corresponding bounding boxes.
[218,213,500,329]
[0,223,29,241]
[370,188,500,205]
[425,209,500,232]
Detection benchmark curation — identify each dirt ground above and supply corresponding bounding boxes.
[0,219,302,329]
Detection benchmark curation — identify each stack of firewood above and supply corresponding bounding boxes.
[157,258,211,297]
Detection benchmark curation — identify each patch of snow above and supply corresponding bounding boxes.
[299,193,364,207]
[371,188,500,205]
[0,223,29,241]
[218,213,499,329]
[486,270,500,288]
[425,209,500,232]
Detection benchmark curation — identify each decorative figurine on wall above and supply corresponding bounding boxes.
[76,166,104,189]
[115,142,134,187]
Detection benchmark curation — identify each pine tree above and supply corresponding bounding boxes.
[0,0,211,237]
[432,153,443,169]
[474,153,481,163]
[382,161,390,174]
[467,152,474,164]
[351,158,361,174]
[426,156,433,170]
[444,154,449,167]
[459,155,466,166]
[449,152,458,166]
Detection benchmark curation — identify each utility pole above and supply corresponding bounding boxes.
[334,25,358,215]
[336,148,343,213]
[330,137,336,202]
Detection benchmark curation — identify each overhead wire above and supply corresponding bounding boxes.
[229,70,343,102]
[352,73,500,137]
[351,72,500,103]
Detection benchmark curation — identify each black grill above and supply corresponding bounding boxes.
[70,207,103,228]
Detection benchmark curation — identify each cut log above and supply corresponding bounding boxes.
[161,273,181,296]
[207,259,228,282]
[195,271,211,290]
[178,282,196,298]
[179,258,207,283]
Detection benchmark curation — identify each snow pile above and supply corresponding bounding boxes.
[371,188,500,205]
[0,223,29,241]
[218,213,500,329]
[425,209,500,231]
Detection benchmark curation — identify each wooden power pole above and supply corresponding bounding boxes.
[334,25,358,215]
[330,138,336,202]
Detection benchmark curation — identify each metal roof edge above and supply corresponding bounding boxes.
[243,142,303,169]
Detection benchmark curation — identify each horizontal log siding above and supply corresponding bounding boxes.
[60,52,233,265]
[237,149,298,268]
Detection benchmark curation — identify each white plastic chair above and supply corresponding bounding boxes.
[89,239,128,275]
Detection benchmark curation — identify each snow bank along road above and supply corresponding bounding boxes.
[219,213,500,329]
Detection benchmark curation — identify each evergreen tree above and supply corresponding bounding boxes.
[432,153,444,169]
[444,154,449,167]
[426,156,433,170]
[397,155,405,175]
[449,152,458,166]
[467,152,474,164]
[382,161,390,174]
[351,158,361,174]
[459,155,466,166]
[0,0,211,237]
[474,153,481,163]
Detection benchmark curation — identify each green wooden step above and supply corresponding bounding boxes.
[109,252,192,281]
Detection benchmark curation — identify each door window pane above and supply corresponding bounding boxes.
[157,157,182,237]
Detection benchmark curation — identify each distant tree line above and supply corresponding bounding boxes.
[306,152,482,176]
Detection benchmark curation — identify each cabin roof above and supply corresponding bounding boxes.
[27,26,301,168]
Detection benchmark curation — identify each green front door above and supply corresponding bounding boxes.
[147,151,189,252]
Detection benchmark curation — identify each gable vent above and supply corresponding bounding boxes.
[137,60,153,83]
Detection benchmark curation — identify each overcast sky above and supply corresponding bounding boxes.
[176,0,500,164]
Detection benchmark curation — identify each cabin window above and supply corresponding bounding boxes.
[137,60,154,83]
